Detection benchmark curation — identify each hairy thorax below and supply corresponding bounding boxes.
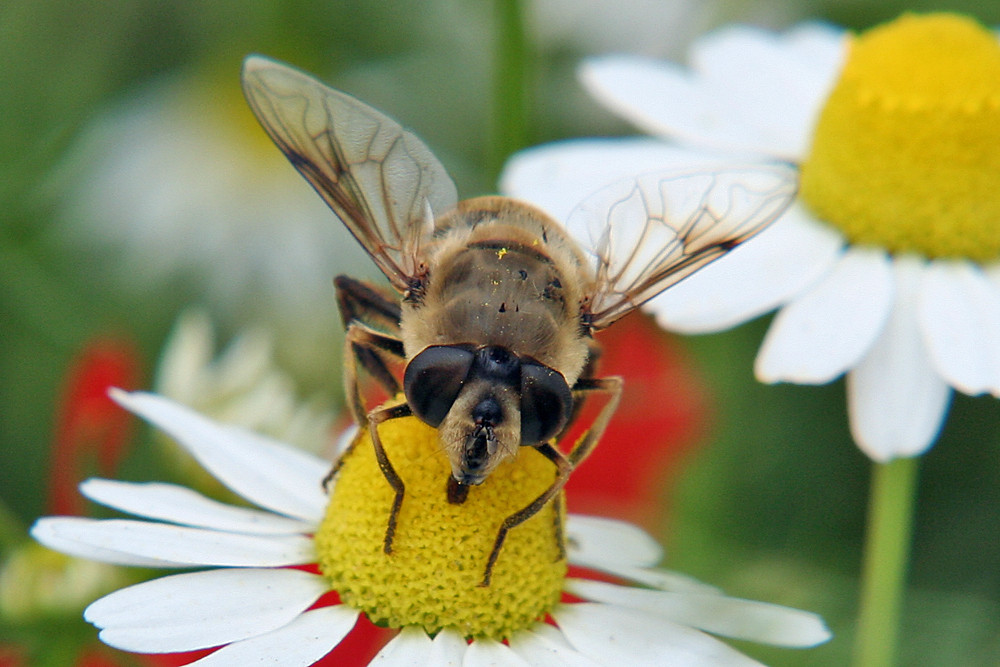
[400,197,592,387]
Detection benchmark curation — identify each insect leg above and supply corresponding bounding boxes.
[367,401,413,555]
[479,441,571,588]
[478,375,623,587]
[335,275,402,327]
[563,376,623,469]
[341,321,405,426]
[323,322,405,491]
[335,276,404,407]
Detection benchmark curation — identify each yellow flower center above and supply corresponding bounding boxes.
[800,13,1000,261]
[314,412,567,640]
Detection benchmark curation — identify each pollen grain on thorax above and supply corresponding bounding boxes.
[314,410,566,640]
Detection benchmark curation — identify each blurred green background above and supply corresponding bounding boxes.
[3,0,1000,665]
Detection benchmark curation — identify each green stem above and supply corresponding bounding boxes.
[489,0,529,183]
[853,456,919,667]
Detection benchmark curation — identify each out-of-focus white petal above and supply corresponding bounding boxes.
[80,479,314,535]
[919,259,1000,396]
[508,624,604,666]
[648,208,844,333]
[28,517,313,568]
[31,518,191,568]
[688,25,845,158]
[500,138,721,223]
[370,626,431,665]
[848,256,952,460]
[581,26,844,160]
[567,579,831,647]
[428,627,467,665]
[85,568,327,652]
[553,603,765,666]
[464,638,532,667]
[186,605,359,666]
[579,56,725,149]
[755,247,893,383]
[111,390,328,523]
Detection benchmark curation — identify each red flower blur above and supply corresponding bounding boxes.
[564,312,707,527]
[47,338,140,516]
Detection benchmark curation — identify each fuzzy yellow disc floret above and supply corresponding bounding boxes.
[800,13,1000,261]
[314,412,567,639]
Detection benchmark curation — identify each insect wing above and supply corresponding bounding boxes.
[569,163,798,329]
[241,55,459,292]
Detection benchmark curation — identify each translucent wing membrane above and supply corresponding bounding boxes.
[569,163,798,329]
[241,55,458,291]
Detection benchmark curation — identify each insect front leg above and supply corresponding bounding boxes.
[323,322,405,492]
[341,322,406,429]
[367,401,414,555]
[335,276,404,417]
[478,375,623,587]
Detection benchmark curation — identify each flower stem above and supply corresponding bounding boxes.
[489,0,530,182]
[853,456,919,667]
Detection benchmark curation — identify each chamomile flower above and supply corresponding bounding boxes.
[32,391,830,666]
[502,13,1000,461]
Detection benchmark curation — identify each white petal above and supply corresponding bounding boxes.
[565,515,662,569]
[186,605,359,666]
[919,259,1000,396]
[464,638,531,667]
[647,207,844,333]
[32,517,190,568]
[755,247,893,384]
[566,579,830,648]
[370,626,431,665]
[553,603,764,666]
[565,516,717,593]
[580,27,845,161]
[579,56,725,149]
[428,628,467,665]
[85,568,328,652]
[603,567,721,595]
[688,26,844,159]
[81,479,314,535]
[111,390,329,522]
[500,138,722,223]
[848,256,952,460]
[30,517,313,567]
[508,624,604,667]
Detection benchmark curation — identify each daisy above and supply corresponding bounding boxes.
[32,390,830,666]
[501,13,1000,462]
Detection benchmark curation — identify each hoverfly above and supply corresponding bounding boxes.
[241,55,796,585]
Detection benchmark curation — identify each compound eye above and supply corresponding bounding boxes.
[519,363,572,444]
[404,346,475,427]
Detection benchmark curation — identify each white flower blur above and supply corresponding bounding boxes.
[155,308,336,456]
[50,70,378,380]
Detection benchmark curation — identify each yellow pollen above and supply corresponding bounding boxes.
[497,247,509,259]
[314,411,567,639]
[800,13,1000,261]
